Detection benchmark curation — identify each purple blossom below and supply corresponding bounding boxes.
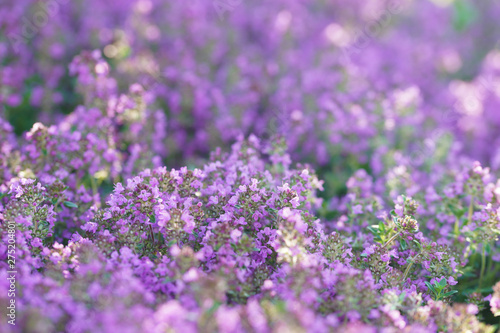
[0,1,499,331]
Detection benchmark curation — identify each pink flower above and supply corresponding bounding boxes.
[352,204,363,215]
[230,229,242,242]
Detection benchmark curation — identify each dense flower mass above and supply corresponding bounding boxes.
[1,0,500,332]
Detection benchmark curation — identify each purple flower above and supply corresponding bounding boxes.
[352,204,363,215]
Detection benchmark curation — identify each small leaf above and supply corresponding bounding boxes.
[437,277,447,289]
[447,203,465,218]
[425,282,436,294]
[442,290,458,298]
[63,201,78,208]
[485,243,492,253]
[206,301,222,316]
[453,0,477,31]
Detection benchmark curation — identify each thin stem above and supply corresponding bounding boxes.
[53,197,62,212]
[90,176,99,207]
[401,253,420,284]
[479,245,486,290]
[454,218,459,238]
[149,225,155,244]
[466,197,474,225]
[402,262,414,284]
[486,242,493,279]
[383,232,400,249]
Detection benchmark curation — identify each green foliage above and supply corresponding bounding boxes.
[426,277,458,301]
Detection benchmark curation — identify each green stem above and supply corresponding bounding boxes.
[466,197,474,225]
[53,197,62,212]
[402,262,414,283]
[401,253,420,284]
[454,218,459,238]
[90,176,99,206]
[486,242,493,279]
[149,225,155,244]
[383,232,400,249]
[479,245,486,290]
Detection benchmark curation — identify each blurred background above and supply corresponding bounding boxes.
[2,1,500,327]
[1,0,500,195]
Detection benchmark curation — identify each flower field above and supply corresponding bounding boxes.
[2,0,500,331]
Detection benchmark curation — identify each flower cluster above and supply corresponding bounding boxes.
[1,0,500,332]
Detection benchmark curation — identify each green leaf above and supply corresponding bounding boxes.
[447,203,465,218]
[206,301,222,316]
[63,201,78,208]
[485,243,492,253]
[436,277,447,289]
[442,290,458,298]
[425,282,436,294]
[400,239,408,250]
[453,0,477,32]
[157,233,166,245]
